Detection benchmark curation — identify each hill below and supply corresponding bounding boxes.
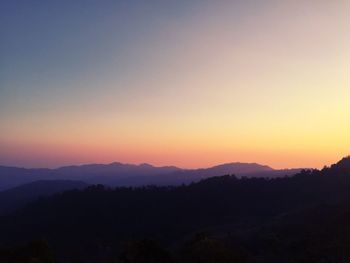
[0,180,88,215]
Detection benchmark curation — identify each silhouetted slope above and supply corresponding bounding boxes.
[226,201,350,262]
[0,180,88,215]
[323,156,350,175]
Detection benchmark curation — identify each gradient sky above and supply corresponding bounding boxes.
[1,0,350,169]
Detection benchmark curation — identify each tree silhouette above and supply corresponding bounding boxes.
[0,239,54,263]
[120,239,174,263]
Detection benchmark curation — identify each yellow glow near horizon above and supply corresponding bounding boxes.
[1,1,350,169]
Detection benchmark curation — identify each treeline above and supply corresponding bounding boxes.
[0,233,254,263]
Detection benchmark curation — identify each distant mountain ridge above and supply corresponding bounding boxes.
[0,161,304,191]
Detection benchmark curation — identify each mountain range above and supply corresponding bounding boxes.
[0,162,304,191]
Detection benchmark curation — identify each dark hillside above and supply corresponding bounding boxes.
[2,157,350,262]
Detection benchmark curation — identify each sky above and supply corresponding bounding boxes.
[1,0,350,169]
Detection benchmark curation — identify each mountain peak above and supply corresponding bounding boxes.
[109,162,123,166]
[208,162,274,175]
[138,163,154,168]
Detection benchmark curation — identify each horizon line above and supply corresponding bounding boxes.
[0,160,316,171]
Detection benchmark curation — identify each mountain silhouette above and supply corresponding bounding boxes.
[0,162,304,190]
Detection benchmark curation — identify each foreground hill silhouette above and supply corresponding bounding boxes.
[0,180,88,215]
[2,157,350,262]
[0,162,302,190]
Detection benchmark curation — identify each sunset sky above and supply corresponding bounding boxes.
[1,0,350,169]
